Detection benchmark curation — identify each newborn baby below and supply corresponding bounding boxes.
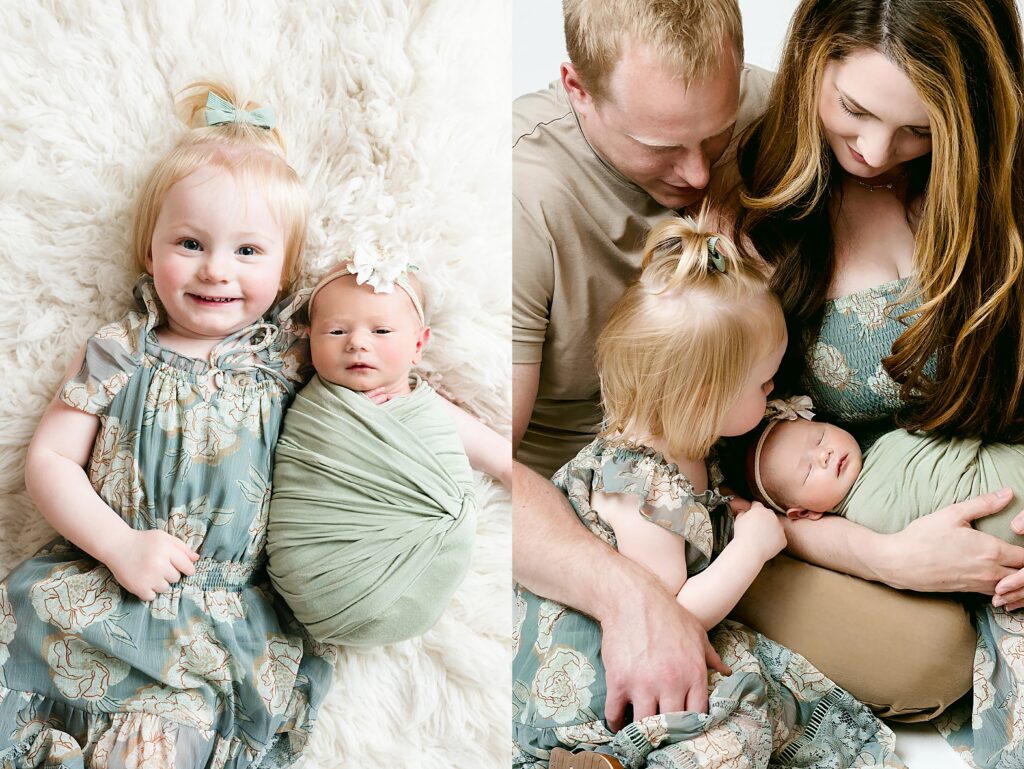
[267,259,508,646]
[749,399,1024,546]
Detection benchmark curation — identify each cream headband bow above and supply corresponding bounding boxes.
[309,242,425,324]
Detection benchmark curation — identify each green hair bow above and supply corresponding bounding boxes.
[204,92,276,129]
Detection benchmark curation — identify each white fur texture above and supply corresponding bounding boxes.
[0,2,511,767]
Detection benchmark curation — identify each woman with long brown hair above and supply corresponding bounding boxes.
[737,0,1024,761]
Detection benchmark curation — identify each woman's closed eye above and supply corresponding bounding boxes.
[838,95,930,139]
[838,95,865,119]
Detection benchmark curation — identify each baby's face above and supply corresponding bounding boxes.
[309,275,428,395]
[760,419,862,513]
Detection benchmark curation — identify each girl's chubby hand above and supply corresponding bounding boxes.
[104,529,200,602]
[724,490,752,514]
[733,502,786,562]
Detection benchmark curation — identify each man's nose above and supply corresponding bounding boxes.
[673,150,711,191]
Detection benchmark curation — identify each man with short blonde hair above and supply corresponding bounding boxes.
[512,0,772,757]
[563,0,744,100]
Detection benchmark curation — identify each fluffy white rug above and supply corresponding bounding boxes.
[0,2,511,767]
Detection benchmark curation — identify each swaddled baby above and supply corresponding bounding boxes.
[267,259,509,646]
[747,397,1024,547]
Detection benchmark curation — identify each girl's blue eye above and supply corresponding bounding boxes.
[181,239,201,251]
[238,246,257,257]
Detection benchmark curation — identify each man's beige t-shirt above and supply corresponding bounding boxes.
[513,66,774,478]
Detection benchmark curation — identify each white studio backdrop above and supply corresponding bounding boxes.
[513,0,1024,96]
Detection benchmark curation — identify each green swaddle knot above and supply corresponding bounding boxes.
[267,375,476,646]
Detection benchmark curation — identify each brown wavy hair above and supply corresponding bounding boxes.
[737,0,1024,441]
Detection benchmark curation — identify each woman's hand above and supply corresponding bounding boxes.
[733,502,786,562]
[104,529,200,602]
[994,510,1024,609]
[879,488,1024,593]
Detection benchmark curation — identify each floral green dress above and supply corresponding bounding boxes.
[0,277,334,769]
[805,278,1024,769]
[512,438,903,769]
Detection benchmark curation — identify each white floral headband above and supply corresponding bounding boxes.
[752,395,815,514]
[309,242,425,324]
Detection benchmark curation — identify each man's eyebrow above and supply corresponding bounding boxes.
[839,88,931,131]
[626,121,735,149]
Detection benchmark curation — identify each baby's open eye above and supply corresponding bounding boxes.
[373,329,392,335]
[180,239,202,251]
[237,246,257,257]
[328,329,347,336]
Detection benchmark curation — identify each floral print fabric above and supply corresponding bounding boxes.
[803,278,1024,768]
[0,277,333,769]
[802,278,934,450]
[512,439,904,768]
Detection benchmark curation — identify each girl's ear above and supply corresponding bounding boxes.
[412,326,431,364]
[145,250,154,274]
[786,507,821,520]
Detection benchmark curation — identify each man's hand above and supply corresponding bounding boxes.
[600,575,730,730]
[879,487,1024,592]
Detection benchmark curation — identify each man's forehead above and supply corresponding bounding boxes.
[602,40,740,145]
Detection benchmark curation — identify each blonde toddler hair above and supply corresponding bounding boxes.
[131,81,307,293]
[597,207,786,460]
[563,0,744,102]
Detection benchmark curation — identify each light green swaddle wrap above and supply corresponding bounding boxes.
[267,374,476,646]
[835,428,1024,546]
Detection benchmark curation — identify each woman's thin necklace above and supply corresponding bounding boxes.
[844,172,901,193]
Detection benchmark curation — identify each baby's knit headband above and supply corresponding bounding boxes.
[309,243,425,325]
[752,395,816,514]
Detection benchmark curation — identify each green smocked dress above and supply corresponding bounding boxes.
[805,278,1024,768]
[512,438,903,769]
[0,277,334,769]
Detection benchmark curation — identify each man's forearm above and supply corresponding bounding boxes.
[781,514,889,584]
[512,460,659,620]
